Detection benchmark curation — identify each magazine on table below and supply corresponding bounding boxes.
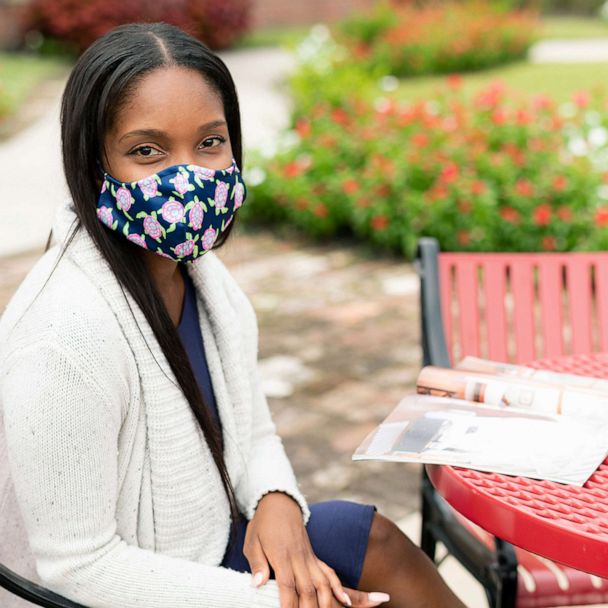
[456,356,608,393]
[353,359,608,486]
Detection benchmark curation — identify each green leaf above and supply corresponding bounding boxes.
[122,222,130,236]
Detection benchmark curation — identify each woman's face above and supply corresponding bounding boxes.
[103,66,233,183]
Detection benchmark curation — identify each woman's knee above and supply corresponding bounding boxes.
[367,513,400,554]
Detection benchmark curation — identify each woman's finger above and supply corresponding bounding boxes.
[275,568,299,608]
[316,560,352,607]
[341,586,390,608]
[243,534,271,588]
[307,557,340,608]
[290,550,321,608]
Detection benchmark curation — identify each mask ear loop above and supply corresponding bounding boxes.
[95,159,109,178]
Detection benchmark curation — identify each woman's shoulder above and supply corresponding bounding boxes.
[0,246,128,367]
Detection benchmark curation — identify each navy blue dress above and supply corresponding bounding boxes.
[177,266,376,589]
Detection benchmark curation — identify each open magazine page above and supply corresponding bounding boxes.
[457,356,608,393]
[353,395,608,486]
[417,366,608,419]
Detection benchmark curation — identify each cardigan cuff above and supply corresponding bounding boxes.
[245,487,311,525]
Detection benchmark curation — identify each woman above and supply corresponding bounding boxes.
[0,23,465,608]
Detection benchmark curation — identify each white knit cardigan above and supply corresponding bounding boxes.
[0,200,310,608]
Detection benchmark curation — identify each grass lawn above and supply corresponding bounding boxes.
[396,61,608,104]
[540,16,608,39]
[0,53,70,119]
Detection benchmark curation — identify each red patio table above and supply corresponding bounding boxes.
[426,352,608,578]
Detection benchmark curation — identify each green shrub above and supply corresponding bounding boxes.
[243,83,608,256]
[336,2,539,78]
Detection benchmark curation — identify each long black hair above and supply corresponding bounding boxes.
[58,22,242,526]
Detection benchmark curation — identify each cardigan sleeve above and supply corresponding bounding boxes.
[1,341,281,608]
[237,360,311,523]
[214,258,310,523]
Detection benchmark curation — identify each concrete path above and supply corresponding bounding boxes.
[531,38,608,63]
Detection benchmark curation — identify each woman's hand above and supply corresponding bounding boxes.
[244,492,389,608]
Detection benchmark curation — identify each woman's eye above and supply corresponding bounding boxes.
[200,136,226,149]
[130,146,162,157]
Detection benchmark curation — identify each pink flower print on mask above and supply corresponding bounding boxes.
[138,176,159,198]
[174,239,196,258]
[173,172,190,195]
[101,180,107,194]
[97,206,113,228]
[189,202,204,230]
[127,233,148,249]
[156,249,174,260]
[201,227,217,251]
[233,182,245,209]
[191,166,215,181]
[116,187,133,212]
[225,164,235,174]
[143,215,163,239]
[214,182,229,208]
[161,200,185,224]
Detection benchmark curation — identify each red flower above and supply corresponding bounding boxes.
[553,176,568,192]
[375,184,391,197]
[515,179,534,197]
[296,198,308,210]
[457,230,471,245]
[542,236,557,251]
[532,95,553,111]
[429,185,449,201]
[533,204,552,226]
[516,109,532,125]
[440,162,459,184]
[295,119,311,138]
[595,207,608,227]
[471,180,486,195]
[412,133,429,147]
[447,74,463,90]
[573,91,590,109]
[491,109,507,125]
[371,215,389,230]
[313,204,328,218]
[500,206,519,224]
[342,178,359,195]
[557,206,572,221]
[331,108,350,126]
[318,134,336,148]
[283,162,302,178]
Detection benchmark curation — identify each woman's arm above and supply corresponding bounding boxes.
[1,341,280,608]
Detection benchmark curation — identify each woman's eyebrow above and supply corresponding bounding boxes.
[119,120,228,143]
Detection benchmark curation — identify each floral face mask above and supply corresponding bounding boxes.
[96,159,246,263]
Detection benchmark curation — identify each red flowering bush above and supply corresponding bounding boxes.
[338,2,538,77]
[243,82,608,256]
[25,0,251,53]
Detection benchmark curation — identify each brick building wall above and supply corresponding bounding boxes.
[251,0,379,28]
